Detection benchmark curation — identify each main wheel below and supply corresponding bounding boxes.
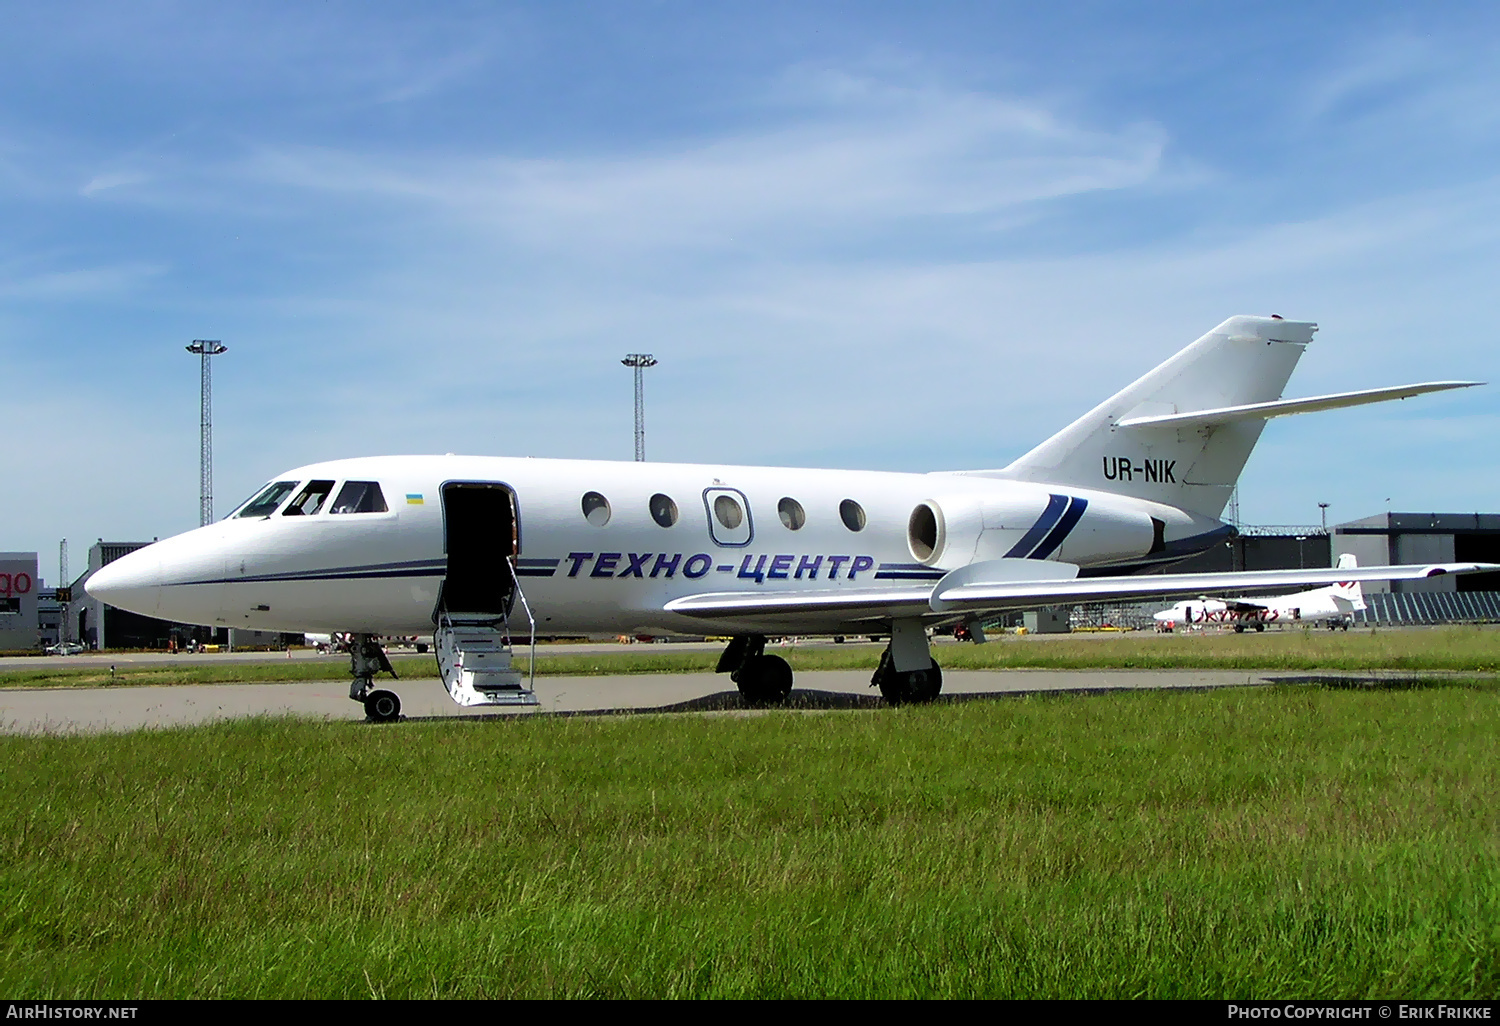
[364,689,401,723]
[733,654,793,705]
[873,649,943,705]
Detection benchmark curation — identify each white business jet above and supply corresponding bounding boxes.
[1154,553,1367,632]
[87,315,1492,721]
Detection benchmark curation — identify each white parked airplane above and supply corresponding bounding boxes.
[87,315,1492,721]
[1153,553,1366,632]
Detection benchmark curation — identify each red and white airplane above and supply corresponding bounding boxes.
[1154,554,1366,632]
[86,315,1492,720]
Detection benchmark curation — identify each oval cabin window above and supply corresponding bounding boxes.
[840,499,866,532]
[778,497,806,531]
[582,491,612,527]
[650,493,679,528]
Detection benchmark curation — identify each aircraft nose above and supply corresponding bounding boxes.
[85,546,162,617]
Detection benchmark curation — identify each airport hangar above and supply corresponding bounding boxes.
[6,512,1500,652]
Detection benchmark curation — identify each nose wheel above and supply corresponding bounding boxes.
[348,633,403,723]
[363,689,401,722]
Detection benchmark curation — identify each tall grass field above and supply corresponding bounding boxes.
[1,679,1496,997]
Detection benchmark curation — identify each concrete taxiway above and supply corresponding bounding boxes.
[0,667,1425,735]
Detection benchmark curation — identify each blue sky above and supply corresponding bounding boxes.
[5,2,1500,573]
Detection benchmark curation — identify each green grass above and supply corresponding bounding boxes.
[1,680,1496,997]
[6,627,1500,689]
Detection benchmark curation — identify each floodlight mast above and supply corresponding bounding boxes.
[621,353,657,461]
[186,340,228,526]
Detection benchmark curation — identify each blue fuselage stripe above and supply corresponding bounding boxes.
[1029,496,1089,560]
[1005,493,1069,559]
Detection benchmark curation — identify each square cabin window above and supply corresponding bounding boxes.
[330,481,388,514]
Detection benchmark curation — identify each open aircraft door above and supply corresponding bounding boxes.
[439,481,518,619]
[434,481,536,707]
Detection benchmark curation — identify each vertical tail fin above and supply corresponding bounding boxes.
[993,316,1317,518]
[1332,553,1366,611]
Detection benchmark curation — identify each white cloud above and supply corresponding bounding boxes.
[80,170,152,197]
[0,259,166,300]
[215,75,1167,257]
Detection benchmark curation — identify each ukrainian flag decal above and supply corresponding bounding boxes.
[406,493,424,505]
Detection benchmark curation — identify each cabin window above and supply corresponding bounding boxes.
[649,493,679,528]
[283,480,336,516]
[582,491,612,527]
[703,487,753,546]
[237,481,299,518]
[330,481,388,514]
[840,499,867,532]
[714,495,743,530]
[777,497,805,531]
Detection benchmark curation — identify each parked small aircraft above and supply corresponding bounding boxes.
[1154,553,1366,632]
[86,315,1492,720]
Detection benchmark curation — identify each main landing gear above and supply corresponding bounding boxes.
[716,634,793,705]
[348,633,402,723]
[870,618,942,705]
[715,620,945,708]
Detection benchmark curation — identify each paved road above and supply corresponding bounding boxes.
[0,667,1423,735]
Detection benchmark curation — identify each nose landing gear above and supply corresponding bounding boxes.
[348,633,402,723]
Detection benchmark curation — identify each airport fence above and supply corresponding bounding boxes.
[1354,590,1500,626]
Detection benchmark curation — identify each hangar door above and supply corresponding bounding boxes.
[440,482,518,619]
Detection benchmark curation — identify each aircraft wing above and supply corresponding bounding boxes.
[664,559,1498,622]
[927,560,1496,613]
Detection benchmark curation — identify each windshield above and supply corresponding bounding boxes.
[236,481,299,518]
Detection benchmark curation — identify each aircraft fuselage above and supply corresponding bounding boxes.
[97,453,1226,638]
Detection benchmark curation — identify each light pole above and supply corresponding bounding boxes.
[186,340,228,525]
[1319,502,1330,532]
[621,353,657,461]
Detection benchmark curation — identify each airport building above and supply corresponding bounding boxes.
[0,552,41,651]
[1165,525,1332,575]
[1332,513,1500,593]
[73,541,184,650]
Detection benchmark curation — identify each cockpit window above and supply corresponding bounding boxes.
[283,480,335,516]
[236,481,299,518]
[330,481,388,514]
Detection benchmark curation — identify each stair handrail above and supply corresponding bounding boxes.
[505,557,538,692]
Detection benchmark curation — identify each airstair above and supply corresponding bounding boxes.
[435,560,539,707]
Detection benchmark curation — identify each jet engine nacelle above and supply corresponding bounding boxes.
[1052,495,1161,567]
[908,492,1160,570]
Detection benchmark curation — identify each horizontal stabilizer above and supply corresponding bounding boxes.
[1116,381,1481,430]
[929,561,1499,613]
